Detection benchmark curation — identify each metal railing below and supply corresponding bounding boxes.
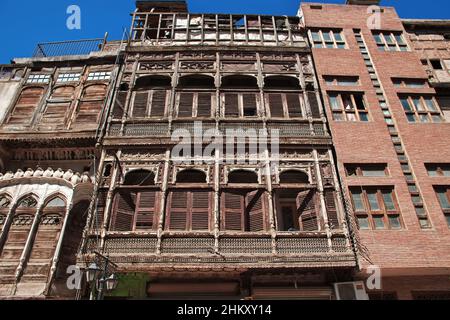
[33,34,108,58]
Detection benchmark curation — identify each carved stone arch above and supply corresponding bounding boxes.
[279,169,310,184]
[123,169,156,186]
[135,75,172,90]
[264,75,301,89]
[221,74,259,89]
[178,74,215,88]
[42,193,68,209]
[227,168,259,184]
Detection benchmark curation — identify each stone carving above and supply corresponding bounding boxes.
[180,61,214,70]
[0,168,92,186]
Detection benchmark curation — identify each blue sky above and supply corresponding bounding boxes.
[0,0,449,63]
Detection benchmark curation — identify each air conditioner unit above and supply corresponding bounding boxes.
[334,281,369,300]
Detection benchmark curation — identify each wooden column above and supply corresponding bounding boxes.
[44,197,74,295]
[312,149,333,253]
[156,149,171,254]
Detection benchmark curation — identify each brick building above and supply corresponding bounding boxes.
[301,0,450,299]
[0,0,448,300]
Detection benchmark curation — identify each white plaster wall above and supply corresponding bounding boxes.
[0,82,20,123]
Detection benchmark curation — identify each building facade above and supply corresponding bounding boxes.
[0,0,448,300]
[301,0,450,300]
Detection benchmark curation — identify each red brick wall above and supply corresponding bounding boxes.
[302,2,450,272]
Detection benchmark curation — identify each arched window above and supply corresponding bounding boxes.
[176,75,215,118]
[40,86,75,128]
[228,170,258,184]
[6,87,46,125]
[132,76,170,118]
[221,75,258,89]
[264,76,301,89]
[17,195,38,208]
[124,170,155,186]
[178,75,215,88]
[0,194,11,209]
[176,169,207,183]
[73,84,108,126]
[221,75,259,118]
[45,196,66,208]
[279,170,309,184]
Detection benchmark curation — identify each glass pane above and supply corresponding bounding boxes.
[424,98,437,111]
[329,94,341,110]
[382,191,396,210]
[446,215,450,228]
[352,191,365,211]
[400,98,412,111]
[357,216,370,230]
[395,34,405,45]
[384,34,394,44]
[334,32,343,42]
[342,95,353,110]
[420,114,430,123]
[437,190,450,209]
[337,43,346,49]
[354,95,366,110]
[373,216,385,229]
[399,45,408,52]
[407,81,424,88]
[359,112,369,122]
[347,113,357,121]
[389,216,401,229]
[322,31,332,42]
[373,34,383,44]
[367,191,380,211]
[362,168,386,177]
[314,43,324,48]
[333,112,344,121]
[412,98,425,111]
[378,44,386,51]
[311,32,321,42]
[393,80,402,87]
[432,115,442,123]
[406,113,416,123]
[442,167,450,177]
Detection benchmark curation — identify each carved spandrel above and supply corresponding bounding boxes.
[180,61,215,71]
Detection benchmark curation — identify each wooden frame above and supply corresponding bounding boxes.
[350,187,402,230]
[373,31,409,52]
[399,95,444,123]
[328,92,369,122]
[310,29,346,49]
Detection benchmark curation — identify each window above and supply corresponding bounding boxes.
[57,73,81,83]
[311,29,346,49]
[345,164,388,177]
[350,187,401,230]
[177,92,214,118]
[373,32,408,51]
[265,93,304,119]
[73,84,108,125]
[27,74,51,84]
[426,164,450,177]
[430,60,443,70]
[392,78,427,89]
[87,71,111,81]
[166,190,211,231]
[328,92,369,122]
[324,76,359,86]
[399,95,443,123]
[435,187,450,228]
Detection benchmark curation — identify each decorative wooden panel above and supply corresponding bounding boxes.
[7,87,45,125]
[73,84,108,125]
[324,189,339,229]
[246,191,266,232]
[307,92,321,118]
[268,93,284,118]
[221,191,245,231]
[135,191,158,230]
[296,190,319,231]
[111,191,135,231]
[166,190,212,231]
[178,92,194,118]
[150,90,167,117]
[132,92,148,118]
[224,93,239,117]
[286,94,303,118]
[113,91,128,119]
[197,93,213,117]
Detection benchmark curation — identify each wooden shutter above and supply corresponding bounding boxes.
[93,189,107,229]
[135,191,158,230]
[112,191,135,231]
[246,191,265,232]
[178,92,194,118]
[133,91,148,117]
[308,92,321,118]
[243,94,257,114]
[225,93,239,117]
[268,93,284,118]
[167,191,188,230]
[286,94,303,118]
[191,191,210,231]
[149,90,167,117]
[7,87,45,125]
[296,190,318,231]
[75,85,108,124]
[197,92,212,117]
[324,189,339,229]
[113,91,127,119]
[221,191,244,231]
[40,102,70,127]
